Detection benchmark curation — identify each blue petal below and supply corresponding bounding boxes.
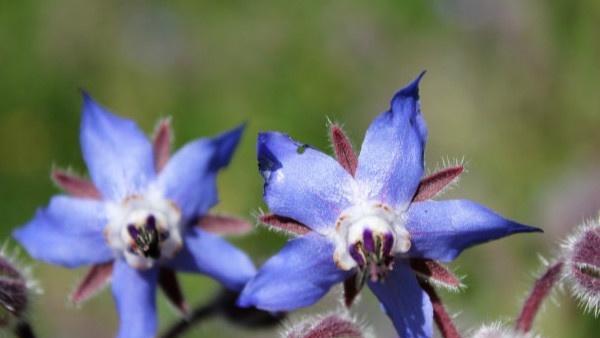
[258,132,354,233]
[157,125,244,222]
[368,261,433,338]
[406,199,541,262]
[112,259,158,338]
[13,195,113,268]
[355,72,428,210]
[238,232,351,311]
[164,227,256,291]
[80,93,155,201]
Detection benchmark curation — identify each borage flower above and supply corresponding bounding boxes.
[14,94,256,338]
[239,73,540,338]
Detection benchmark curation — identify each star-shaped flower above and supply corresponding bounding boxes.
[14,94,256,338]
[238,73,540,338]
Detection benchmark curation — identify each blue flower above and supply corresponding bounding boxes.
[13,93,256,338]
[238,73,540,338]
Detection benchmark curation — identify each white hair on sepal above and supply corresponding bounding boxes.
[468,322,543,338]
[427,155,468,175]
[0,243,42,296]
[252,208,303,238]
[560,219,600,317]
[419,155,468,200]
[279,307,374,338]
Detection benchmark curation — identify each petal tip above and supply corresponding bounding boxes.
[393,70,427,102]
[513,223,543,234]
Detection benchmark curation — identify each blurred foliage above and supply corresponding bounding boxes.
[0,0,599,337]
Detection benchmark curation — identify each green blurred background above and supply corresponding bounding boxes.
[1,0,599,337]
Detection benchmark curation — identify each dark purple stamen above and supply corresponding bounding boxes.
[363,229,375,253]
[146,215,157,231]
[382,232,394,256]
[349,244,365,267]
[127,224,139,238]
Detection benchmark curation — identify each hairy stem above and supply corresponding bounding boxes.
[418,281,461,338]
[515,261,564,333]
[160,289,284,338]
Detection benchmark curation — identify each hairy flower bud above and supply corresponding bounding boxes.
[282,311,369,338]
[561,219,600,316]
[0,247,40,328]
[470,323,542,338]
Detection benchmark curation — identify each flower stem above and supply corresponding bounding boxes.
[418,281,461,338]
[160,289,284,338]
[515,261,564,333]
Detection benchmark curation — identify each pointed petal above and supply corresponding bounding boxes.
[13,196,113,268]
[368,261,433,338]
[79,93,155,200]
[412,166,464,202]
[406,200,541,262]
[259,213,311,236]
[197,213,253,235]
[409,259,462,291]
[157,124,244,221]
[159,268,188,316]
[355,73,428,209]
[153,118,172,172]
[238,233,351,312]
[51,169,101,199]
[164,227,255,291]
[329,123,358,176]
[257,132,354,233]
[70,262,114,304]
[112,259,158,338]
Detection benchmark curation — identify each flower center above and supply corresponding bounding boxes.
[332,202,410,282]
[105,190,182,270]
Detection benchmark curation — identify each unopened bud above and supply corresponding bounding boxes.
[0,247,40,327]
[470,323,541,338]
[283,311,369,338]
[561,220,600,316]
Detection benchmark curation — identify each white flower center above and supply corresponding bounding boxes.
[104,188,182,270]
[330,202,410,281]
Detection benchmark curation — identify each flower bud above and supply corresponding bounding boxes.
[283,311,369,338]
[0,247,40,327]
[470,323,541,338]
[562,220,600,316]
